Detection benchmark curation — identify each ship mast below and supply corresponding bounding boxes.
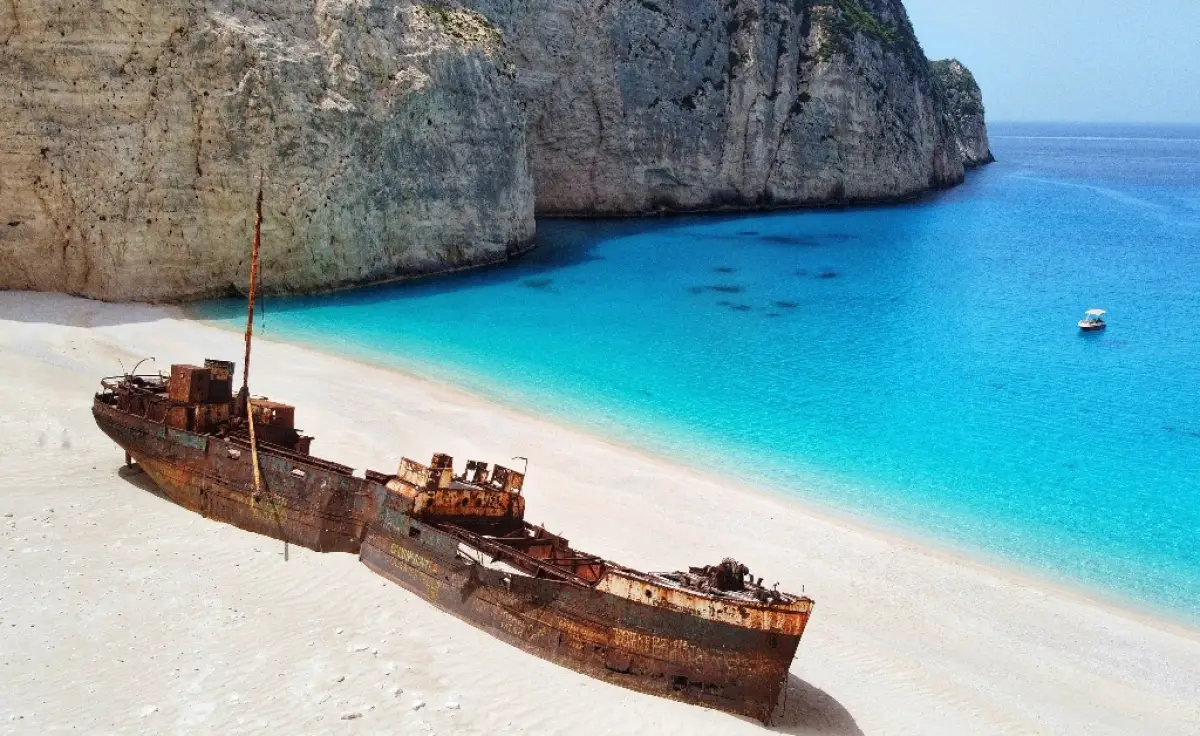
[242,171,264,406]
[242,173,266,501]
[239,173,288,560]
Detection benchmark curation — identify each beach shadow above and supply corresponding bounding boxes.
[213,216,679,320]
[768,673,863,735]
[116,463,171,502]
[0,291,170,327]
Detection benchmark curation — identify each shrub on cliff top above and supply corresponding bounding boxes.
[808,0,924,69]
[931,58,985,116]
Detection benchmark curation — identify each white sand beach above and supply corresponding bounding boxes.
[2,291,1199,735]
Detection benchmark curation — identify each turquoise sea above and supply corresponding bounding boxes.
[198,123,1200,625]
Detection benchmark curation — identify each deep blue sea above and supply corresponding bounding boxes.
[198,122,1200,625]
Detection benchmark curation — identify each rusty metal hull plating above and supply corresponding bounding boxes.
[93,400,369,553]
[93,397,810,724]
[359,514,802,722]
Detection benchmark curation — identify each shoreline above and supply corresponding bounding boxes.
[5,290,1200,734]
[47,168,997,306]
[185,303,1200,639]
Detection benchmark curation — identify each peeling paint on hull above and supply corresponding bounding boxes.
[92,395,811,723]
[93,400,369,553]
[360,522,801,722]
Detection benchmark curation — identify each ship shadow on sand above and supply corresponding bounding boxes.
[767,674,863,735]
[117,464,171,501]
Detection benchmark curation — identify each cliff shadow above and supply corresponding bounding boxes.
[767,673,863,736]
[0,291,172,327]
[211,215,706,320]
[192,204,883,322]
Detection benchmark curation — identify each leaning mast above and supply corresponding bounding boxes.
[241,171,264,407]
[242,173,267,518]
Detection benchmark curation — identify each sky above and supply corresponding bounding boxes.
[903,0,1200,124]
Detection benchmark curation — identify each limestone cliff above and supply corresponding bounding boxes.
[0,0,991,301]
[464,0,971,214]
[932,58,993,167]
[0,1,533,302]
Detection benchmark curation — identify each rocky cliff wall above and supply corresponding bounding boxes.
[932,58,993,167]
[464,0,969,214]
[0,0,989,301]
[0,1,533,301]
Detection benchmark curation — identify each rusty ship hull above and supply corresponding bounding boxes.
[93,399,371,553]
[93,362,813,724]
[360,487,807,722]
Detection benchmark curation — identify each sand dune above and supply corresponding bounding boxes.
[2,292,1199,735]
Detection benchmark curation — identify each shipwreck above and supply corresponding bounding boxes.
[90,180,814,723]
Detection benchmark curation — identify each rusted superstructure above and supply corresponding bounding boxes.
[94,369,369,552]
[361,453,813,721]
[94,368,813,722]
[90,179,813,723]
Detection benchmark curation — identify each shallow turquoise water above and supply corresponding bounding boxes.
[199,123,1200,624]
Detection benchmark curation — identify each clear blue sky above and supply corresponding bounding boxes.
[903,0,1200,124]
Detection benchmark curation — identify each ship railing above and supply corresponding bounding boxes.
[225,433,357,477]
[437,523,602,587]
[99,374,168,393]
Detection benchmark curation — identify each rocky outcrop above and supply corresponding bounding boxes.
[464,0,969,214]
[0,0,990,301]
[0,1,533,302]
[931,58,993,167]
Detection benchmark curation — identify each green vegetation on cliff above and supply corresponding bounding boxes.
[809,0,924,70]
[931,58,985,116]
[418,5,503,51]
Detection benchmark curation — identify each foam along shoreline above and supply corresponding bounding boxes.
[3,291,1200,734]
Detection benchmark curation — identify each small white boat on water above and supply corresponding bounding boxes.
[1078,309,1107,332]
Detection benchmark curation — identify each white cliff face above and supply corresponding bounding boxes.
[467,0,966,214]
[0,1,533,301]
[0,0,990,301]
[931,58,993,167]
